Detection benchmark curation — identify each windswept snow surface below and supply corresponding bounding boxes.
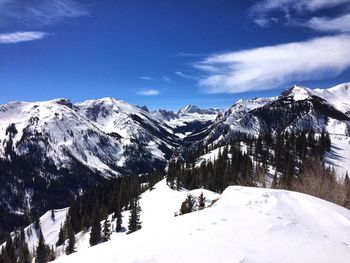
[56,180,350,263]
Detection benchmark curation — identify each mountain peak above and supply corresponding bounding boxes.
[281,85,312,101]
[138,105,149,112]
[50,98,74,108]
[178,104,201,114]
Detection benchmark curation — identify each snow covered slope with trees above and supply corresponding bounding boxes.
[55,180,350,263]
[1,82,350,240]
[0,98,180,231]
[198,84,350,146]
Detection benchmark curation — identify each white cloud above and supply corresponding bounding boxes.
[0,0,88,25]
[195,35,350,94]
[139,76,152,81]
[136,89,160,96]
[175,71,198,80]
[0,31,47,44]
[250,0,350,27]
[303,13,350,33]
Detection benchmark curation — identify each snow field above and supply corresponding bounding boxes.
[55,180,350,263]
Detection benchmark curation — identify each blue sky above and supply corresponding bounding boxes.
[0,0,350,111]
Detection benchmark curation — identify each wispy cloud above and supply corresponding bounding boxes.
[136,89,160,96]
[194,35,350,94]
[178,52,205,57]
[0,31,48,44]
[250,0,350,27]
[0,0,88,26]
[302,13,350,33]
[174,71,198,80]
[139,76,152,81]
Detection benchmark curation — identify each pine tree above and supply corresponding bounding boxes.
[198,192,206,209]
[34,216,41,230]
[127,198,142,234]
[65,227,76,255]
[89,211,102,247]
[51,210,55,222]
[35,232,50,263]
[20,227,26,244]
[5,233,16,263]
[344,172,350,208]
[180,194,196,215]
[271,173,279,189]
[115,208,123,232]
[18,242,32,263]
[56,224,65,247]
[102,218,111,242]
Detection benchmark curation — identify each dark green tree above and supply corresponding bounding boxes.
[127,198,142,234]
[89,211,102,247]
[102,218,111,242]
[65,227,76,255]
[34,216,41,230]
[18,242,32,263]
[56,224,65,247]
[51,210,55,222]
[35,232,50,263]
[115,207,123,232]
[5,233,16,263]
[180,194,196,215]
[198,192,206,209]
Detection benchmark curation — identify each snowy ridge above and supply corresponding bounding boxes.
[0,97,178,177]
[55,179,350,263]
[313,83,350,115]
[197,96,277,145]
[200,83,350,147]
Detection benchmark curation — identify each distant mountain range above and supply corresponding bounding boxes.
[0,82,349,227]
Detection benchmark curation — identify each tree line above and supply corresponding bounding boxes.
[166,130,332,193]
[0,171,164,263]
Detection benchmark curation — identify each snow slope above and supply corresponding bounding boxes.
[1,208,68,253]
[313,83,350,114]
[51,180,219,259]
[325,135,350,178]
[55,180,350,263]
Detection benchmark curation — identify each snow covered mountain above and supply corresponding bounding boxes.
[52,179,350,263]
[151,105,223,139]
[1,82,350,236]
[196,84,350,145]
[187,96,277,143]
[0,97,179,175]
[0,98,180,221]
[304,83,350,115]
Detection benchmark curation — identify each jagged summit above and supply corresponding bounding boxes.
[178,104,201,114]
[281,85,312,99]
